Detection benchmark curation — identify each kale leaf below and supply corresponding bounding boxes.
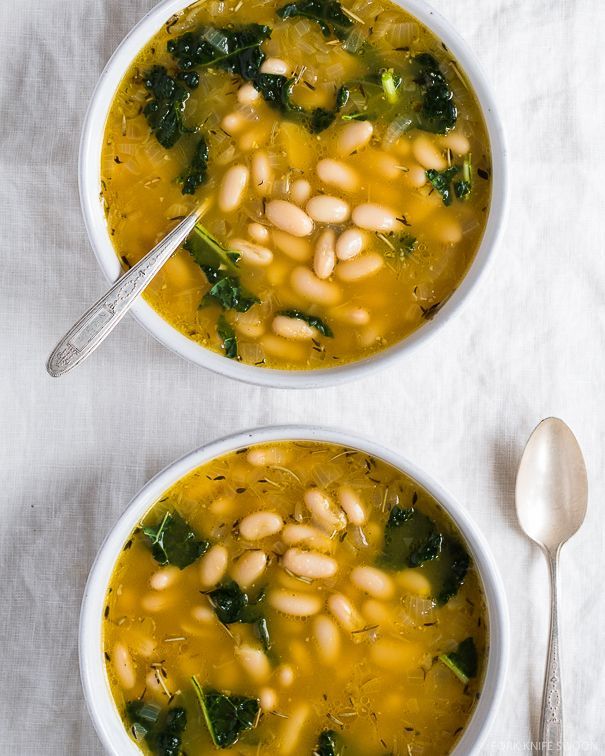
[378,232,417,260]
[207,580,249,623]
[143,66,190,148]
[192,678,260,749]
[439,637,478,684]
[408,531,443,567]
[142,511,209,569]
[184,223,240,274]
[426,166,460,206]
[412,53,457,134]
[278,310,334,337]
[277,0,354,40]
[436,537,470,605]
[315,729,346,755]
[202,274,259,313]
[217,314,238,359]
[180,137,209,195]
[126,701,187,756]
[167,24,272,81]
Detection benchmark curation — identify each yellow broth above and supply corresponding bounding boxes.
[100,0,491,369]
[104,442,488,754]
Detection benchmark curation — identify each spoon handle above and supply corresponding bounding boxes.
[540,547,563,754]
[47,210,200,377]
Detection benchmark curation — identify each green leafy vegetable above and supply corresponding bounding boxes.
[439,637,478,684]
[207,580,249,624]
[381,68,401,105]
[217,315,238,359]
[202,275,259,313]
[142,512,208,569]
[278,310,334,337]
[426,166,460,206]
[143,66,190,148]
[277,0,353,40]
[436,537,470,605]
[167,24,271,81]
[180,137,209,195]
[185,223,240,274]
[126,701,187,756]
[408,531,443,567]
[379,232,417,260]
[315,729,345,755]
[454,154,473,200]
[192,678,260,749]
[412,53,457,134]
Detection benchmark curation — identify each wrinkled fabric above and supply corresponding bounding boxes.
[1,0,604,753]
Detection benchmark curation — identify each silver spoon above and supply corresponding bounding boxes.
[515,417,588,754]
[47,209,200,377]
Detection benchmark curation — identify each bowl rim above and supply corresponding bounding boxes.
[79,0,508,389]
[79,424,509,756]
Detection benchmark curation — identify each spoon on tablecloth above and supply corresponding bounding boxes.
[46,209,200,377]
[515,418,588,755]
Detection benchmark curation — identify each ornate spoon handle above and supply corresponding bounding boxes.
[539,546,563,754]
[47,210,199,377]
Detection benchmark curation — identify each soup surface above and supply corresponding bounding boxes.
[104,441,488,755]
[101,0,491,369]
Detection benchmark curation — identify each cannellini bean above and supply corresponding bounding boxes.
[336,252,384,282]
[199,544,229,589]
[236,320,265,339]
[237,82,260,105]
[260,57,290,75]
[397,568,432,597]
[330,305,370,326]
[239,125,270,152]
[337,485,366,524]
[335,228,366,261]
[313,614,341,664]
[269,589,322,617]
[210,495,235,516]
[350,565,395,599]
[316,158,360,193]
[112,642,136,690]
[248,222,270,244]
[236,644,271,683]
[291,267,341,305]
[260,334,308,362]
[362,598,394,627]
[239,511,284,540]
[251,151,273,196]
[229,238,273,266]
[141,591,175,613]
[221,111,245,134]
[406,164,428,188]
[272,315,317,341]
[306,195,350,224]
[370,638,422,671]
[218,164,249,213]
[327,593,364,632]
[440,131,470,155]
[271,229,312,261]
[282,548,338,579]
[191,605,215,624]
[413,135,447,170]
[435,217,463,244]
[231,549,267,588]
[281,523,333,551]
[149,566,180,591]
[247,446,291,466]
[259,687,278,712]
[304,488,347,532]
[337,121,373,156]
[313,228,336,279]
[291,178,312,206]
[373,150,404,180]
[276,663,295,687]
[266,200,314,237]
[352,203,400,232]
[280,703,310,756]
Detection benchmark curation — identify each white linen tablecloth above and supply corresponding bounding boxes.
[1,0,604,753]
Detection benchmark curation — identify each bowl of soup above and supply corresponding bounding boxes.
[80,426,508,755]
[80,0,507,387]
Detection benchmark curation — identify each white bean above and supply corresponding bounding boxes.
[199,545,229,589]
[290,178,312,206]
[191,605,215,624]
[272,315,317,341]
[330,305,370,326]
[247,446,291,466]
[281,523,333,551]
[236,644,271,683]
[412,135,447,170]
[219,164,249,213]
[316,158,360,193]
[313,614,341,664]
[260,57,290,75]
[337,485,366,525]
[113,642,136,690]
[313,228,336,279]
[397,569,432,597]
[440,131,470,155]
[269,589,322,617]
[149,566,180,591]
[239,511,283,540]
[291,267,341,305]
[304,488,347,532]
[406,164,427,188]
[336,252,384,282]
[259,687,278,712]
[374,150,403,180]
[237,82,260,105]
[335,228,366,261]
[141,592,174,613]
[251,151,273,196]
[280,703,310,756]
[277,663,295,687]
[266,200,314,237]
[350,565,395,599]
[231,550,268,588]
[306,195,350,224]
[248,222,270,244]
[352,203,400,232]
[327,593,364,632]
[221,111,245,135]
[282,548,338,579]
[271,229,313,261]
[337,121,374,156]
[229,238,273,266]
[436,217,463,244]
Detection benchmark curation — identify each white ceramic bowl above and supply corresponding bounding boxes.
[80,425,509,755]
[80,0,507,389]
